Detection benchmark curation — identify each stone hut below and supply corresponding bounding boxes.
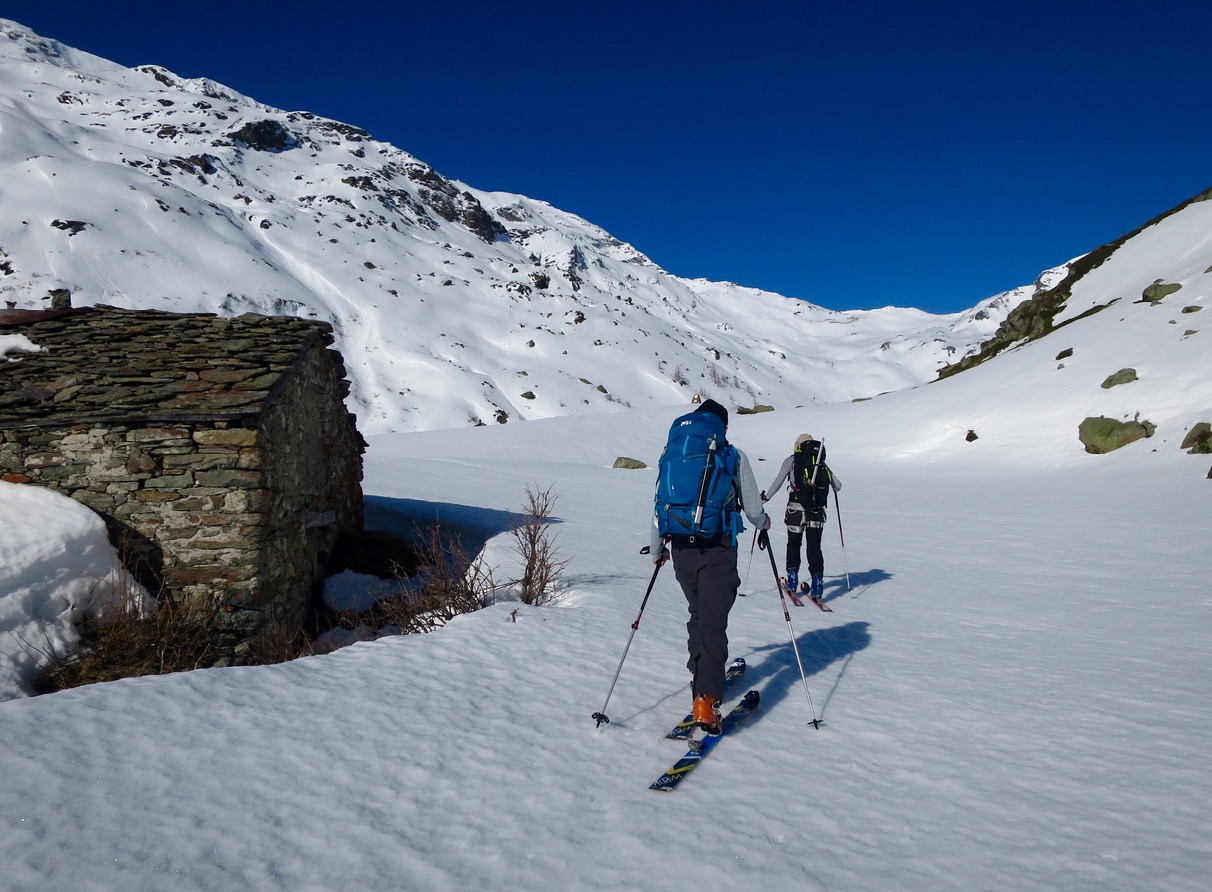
[0,305,364,637]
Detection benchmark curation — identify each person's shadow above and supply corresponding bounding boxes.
[821,567,892,602]
[739,620,872,727]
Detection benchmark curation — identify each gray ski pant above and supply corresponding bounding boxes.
[671,540,740,701]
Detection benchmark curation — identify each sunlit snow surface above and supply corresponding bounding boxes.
[1,15,1210,892]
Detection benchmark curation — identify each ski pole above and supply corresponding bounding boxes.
[592,549,664,727]
[833,487,851,591]
[758,530,821,729]
[739,527,757,596]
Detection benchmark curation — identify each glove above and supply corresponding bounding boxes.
[760,490,768,503]
[761,514,771,531]
[653,546,670,566]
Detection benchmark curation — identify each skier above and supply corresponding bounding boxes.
[763,434,841,602]
[650,399,771,734]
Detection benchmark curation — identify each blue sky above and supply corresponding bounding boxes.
[6,1,1210,314]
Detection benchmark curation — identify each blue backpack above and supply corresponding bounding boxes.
[655,410,743,545]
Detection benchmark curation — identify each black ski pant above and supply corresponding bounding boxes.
[786,524,825,577]
[671,539,740,702]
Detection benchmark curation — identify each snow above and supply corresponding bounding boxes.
[2,290,1210,888]
[1,14,1211,892]
[0,482,148,699]
[0,16,1020,435]
[0,334,44,361]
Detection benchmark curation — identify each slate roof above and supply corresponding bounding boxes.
[0,306,335,428]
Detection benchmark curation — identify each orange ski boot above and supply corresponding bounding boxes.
[692,693,723,735]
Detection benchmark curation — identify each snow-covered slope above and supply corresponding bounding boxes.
[1,294,1208,889]
[1,19,1210,886]
[909,191,1212,467]
[0,18,1019,434]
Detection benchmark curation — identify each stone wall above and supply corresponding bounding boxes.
[0,306,364,636]
[257,337,364,629]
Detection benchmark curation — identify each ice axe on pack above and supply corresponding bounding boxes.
[691,434,718,530]
[758,529,822,730]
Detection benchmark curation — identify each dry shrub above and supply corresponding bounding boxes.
[32,551,315,692]
[333,522,495,638]
[40,597,318,692]
[40,593,226,693]
[509,484,568,606]
[241,620,315,665]
[34,496,556,692]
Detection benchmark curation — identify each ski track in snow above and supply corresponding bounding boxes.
[2,424,1208,892]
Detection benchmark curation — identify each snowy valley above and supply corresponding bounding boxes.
[2,17,1211,892]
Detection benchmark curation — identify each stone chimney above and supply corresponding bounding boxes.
[48,289,72,310]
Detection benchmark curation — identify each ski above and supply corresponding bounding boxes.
[666,658,746,739]
[781,578,804,607]
[803,583,833,612]
[650,689,761,791]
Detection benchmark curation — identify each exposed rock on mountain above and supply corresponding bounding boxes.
[0,18,1021,433]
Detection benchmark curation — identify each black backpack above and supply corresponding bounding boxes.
[791,440,830,509]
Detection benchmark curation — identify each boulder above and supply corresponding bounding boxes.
[1142,280,1182,304]
[1100,368,1138,389]
[1078,416,1155,454]
[1180,422,1212,455]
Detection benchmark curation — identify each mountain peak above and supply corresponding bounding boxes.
[2,18,1021,433]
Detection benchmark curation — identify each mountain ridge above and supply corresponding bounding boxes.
[0,17,1025,433]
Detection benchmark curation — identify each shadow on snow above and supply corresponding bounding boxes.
[821,567,892,603]
[741,620,872,728]
[363,494,562,557]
